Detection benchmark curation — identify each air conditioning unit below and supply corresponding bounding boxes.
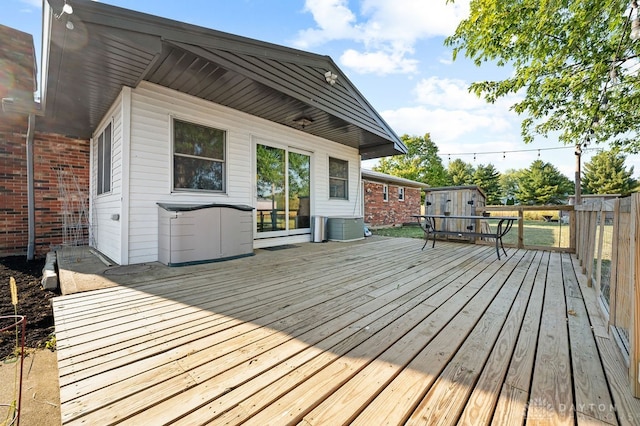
[327,217,364,242]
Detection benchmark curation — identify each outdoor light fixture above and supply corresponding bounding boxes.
[293,117,313,129]
[55,1,74,30]
[55,2,74,19]
[324,70,338,86]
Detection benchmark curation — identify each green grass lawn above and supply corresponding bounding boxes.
[373,221,612,251]
[371,225,424,239]
[501,220,571,248]
[371,221,571,247]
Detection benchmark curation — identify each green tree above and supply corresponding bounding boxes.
[582,150,637,196]
[499,168,522,205]
[473,163,501,204]
[447,159,475,186]
[446,1,640,153]
[516,160,574,205]
[374,133,450,186]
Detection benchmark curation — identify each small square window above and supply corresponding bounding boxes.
[329,157,348,199]
[173,119,226,192]
[398,187,405,201]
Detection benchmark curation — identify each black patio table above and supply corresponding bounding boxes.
[412,214,519,260]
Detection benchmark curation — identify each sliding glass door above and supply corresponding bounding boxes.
[256,142,310,237]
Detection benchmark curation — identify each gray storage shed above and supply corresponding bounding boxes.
[423,186,487,238]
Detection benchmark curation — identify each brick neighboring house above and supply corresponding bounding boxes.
[362,169,429,228]
[0,24,90,257]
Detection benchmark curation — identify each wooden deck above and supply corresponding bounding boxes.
[52,237,640,425]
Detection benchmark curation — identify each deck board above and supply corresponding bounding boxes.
[456,251,543,425]
[563,253,617,424]
[51,237,639,425]
[527,251,574,425]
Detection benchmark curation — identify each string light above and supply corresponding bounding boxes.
[440,145,601,162]
[441,145,572,158]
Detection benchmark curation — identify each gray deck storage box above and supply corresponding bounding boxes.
[158,203,254,266]
[327,217,364,241]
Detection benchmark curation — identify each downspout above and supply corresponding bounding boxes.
[26,113,36,260]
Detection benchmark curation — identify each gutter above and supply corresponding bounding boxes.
[26,113,36,260]
[2,99,43,261]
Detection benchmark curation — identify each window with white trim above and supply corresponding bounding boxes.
[398,187,405,201]
[96,123,112,195]
[329,157,348,199]
[173,119,225,192]
[382,184,388,202]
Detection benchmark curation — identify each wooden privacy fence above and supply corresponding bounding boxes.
[575,194,640,398]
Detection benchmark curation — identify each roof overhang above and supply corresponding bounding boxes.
[40,0,407,159]
[361,169,430,189]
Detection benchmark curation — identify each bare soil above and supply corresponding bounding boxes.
[0,256,56,359]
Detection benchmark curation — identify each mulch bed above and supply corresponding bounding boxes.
[0,256,56,359]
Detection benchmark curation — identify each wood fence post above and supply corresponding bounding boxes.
[586,204,600,287]
[630,193,640,397]
[609,199,620,329]
[517,208,524,249]
[576,208,582,261]
[570,207,576,253]
[596,202,607,297]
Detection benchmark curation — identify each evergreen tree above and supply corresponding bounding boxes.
[374,133,449,186]
[447,159,475,186]
[499,168,521,205]
[582,150,637,196]
[516,160,574,205]
[473,163,501,205]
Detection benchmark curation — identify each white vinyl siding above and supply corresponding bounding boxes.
[123,81,360,264]
[91,94,123,262]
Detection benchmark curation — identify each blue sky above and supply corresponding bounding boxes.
[4,0,638,179]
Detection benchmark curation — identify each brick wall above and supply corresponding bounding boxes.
[363,181,422,227]
[0,25,36,100]
[0,117,90,257]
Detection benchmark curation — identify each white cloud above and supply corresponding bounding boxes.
[294,0,470,75]
[375,76,532,172]
[379,77,518,144]
[382,106,511,143]
[414,77,486,110]
[294,0,360,49]
[340,49,418,75]
[359,0,470,42]
[414,77,522,111]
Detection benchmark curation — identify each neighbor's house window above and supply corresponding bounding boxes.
[398,187,405,201]
[96,123,112,195]
[382,184,388,202]
[329,157,348,199]
[173,119,225,192]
